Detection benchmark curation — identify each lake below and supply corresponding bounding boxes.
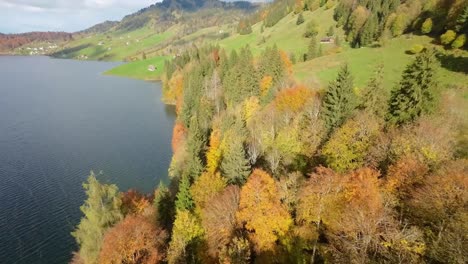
[0,56,175,263]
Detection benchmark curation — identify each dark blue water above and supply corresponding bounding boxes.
[0,56,175,263]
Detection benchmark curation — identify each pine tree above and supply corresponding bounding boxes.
[387,49,439,126]
[306,36,318,60]
[220,136,251,185]
[455,5,468,33]
[296,13,305,25]
[72,172,123,264]
[175,174,194,211]
[154,181,174,229]
[321,64,356,134]
[184,117,205,180]
[360,65,388,118]
[360,14,378,46]
[327,25,335,37]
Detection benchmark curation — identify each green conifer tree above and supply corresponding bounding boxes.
[327,25,335,37]
[360,65,388,118]
[455,5,468,33]
[306,36,318,60]
[321,64,356,134]
[220,135,251,185]
[154,181,174,229]
[175,174,194,211]
[387,49,439,125]
[72,172,123,264]
[360,14,378,46]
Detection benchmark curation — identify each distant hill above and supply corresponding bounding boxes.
[78,21,119,35]
[0,32,72,52]
[51,0,260,60]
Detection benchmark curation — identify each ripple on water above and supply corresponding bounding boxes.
[0,56,174,263]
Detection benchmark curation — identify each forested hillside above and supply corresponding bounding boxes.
[70,0,467,263]
[0,32,72,53]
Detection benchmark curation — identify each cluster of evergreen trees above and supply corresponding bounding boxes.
[334,0,468,48]
[238,0,467,50]
[72,42,467,263]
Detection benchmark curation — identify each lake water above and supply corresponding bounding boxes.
[0,56,175,263]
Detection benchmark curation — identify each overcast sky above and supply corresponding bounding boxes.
[0,0,161,33]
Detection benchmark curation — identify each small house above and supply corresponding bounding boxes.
[148,65,156,72]
[320,37,335,44]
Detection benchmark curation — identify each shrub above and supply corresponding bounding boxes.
[421,18,432,34]
[409,44,425,54]
[296,13,305,25]
[451,34,466,49]
[441,30,457,45]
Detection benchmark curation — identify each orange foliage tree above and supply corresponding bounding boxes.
[274,85,315,114]
[171,122,186,154]
[121,189,152,216]
[202,185,240,258]
[280,50,293,76]
[260,75,273,96]
[237,169,292,252]
[99,214,167,264]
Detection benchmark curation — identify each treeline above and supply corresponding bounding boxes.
[238,0,331,34]
[71,43,467,264]
[237,0,468,49]
[0,32,72,51]
[334,0,468,47]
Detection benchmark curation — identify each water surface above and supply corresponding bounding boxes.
[0,56,175,263]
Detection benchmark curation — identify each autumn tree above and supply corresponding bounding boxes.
[168,210,204,264]
[201,185,240,258]
[322,112,381,172]
[274,85,314,114]
[387,48,439,126]
[408,160,468,263]
[191,171,226,213]
[237,169,292,253]
[99,214,167,264]
[121,189,151,216]
[171,122,186,154]
[321,64,357,134]
[72,172,123,264]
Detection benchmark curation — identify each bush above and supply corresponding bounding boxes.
[304,20,319,38]
[441,30,457,45]
[421,18,432,34]
[409,44,425,54]
[451,34,466,49]
[296,13,305,25]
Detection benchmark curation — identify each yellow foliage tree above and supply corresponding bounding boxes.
[242,96,261,124]
[168,210,204,264]
[237,169,292,252]
[260,75,273,96]
[205,129,222,174]
[191,171,226,213]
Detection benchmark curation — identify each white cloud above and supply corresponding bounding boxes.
[0,0,159,32]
